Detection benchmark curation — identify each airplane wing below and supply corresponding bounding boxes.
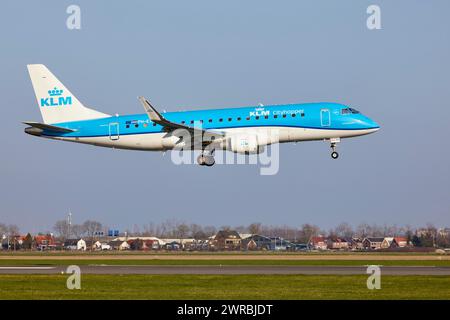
[22,121,75,133]
[138,97,226,146]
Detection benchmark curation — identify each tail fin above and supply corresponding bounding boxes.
[27,64,110,124]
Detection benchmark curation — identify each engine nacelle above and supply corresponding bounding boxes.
[229,134,264,154]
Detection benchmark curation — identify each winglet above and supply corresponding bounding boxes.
[138,96,163,122]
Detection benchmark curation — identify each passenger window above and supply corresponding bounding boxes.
[208,119,212,123]
[135,124,139,128]
[219,118,223,122]
[282,114,286,118]
[237,117,241,121]
[228,118,232,121]
[181,121,185,124]
[274,115,278,119]
[153,123,156,126]
[292,114,296,117]
[126,125,130,128]
[246,117,250,120]
[190,120,194,124]
[264,115,268,119]
[255,116,260,120]
[301,113,305,117]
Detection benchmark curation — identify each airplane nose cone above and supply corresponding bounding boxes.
[363,117,380,130]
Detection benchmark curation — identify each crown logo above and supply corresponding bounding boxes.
[48,87,63,96]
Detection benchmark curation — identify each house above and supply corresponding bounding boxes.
[77,239,87,251]
[381,237,394,249]
[393,237,408,248]
[64,239,78,250]
[35,234,56,251]
[160,238,196,249]
[142,239,159,250]
[347,238,364,250]
[241,234,272,251]
[128,238,145,250]
[269,237,294,251]
[327,238,349,250]
[309,236,327,250]
[362,237,385,250]
[108,240,130,250]
[212,230,242,250]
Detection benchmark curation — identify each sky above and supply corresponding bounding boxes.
[0,0,449,233]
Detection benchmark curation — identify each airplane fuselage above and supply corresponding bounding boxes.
[27,102,379,152]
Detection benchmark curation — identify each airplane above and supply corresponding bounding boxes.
[24,64,380,166]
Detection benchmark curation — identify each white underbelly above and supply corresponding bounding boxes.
[47,127,377,151]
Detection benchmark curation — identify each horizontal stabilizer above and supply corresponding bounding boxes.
[23,121,75,133]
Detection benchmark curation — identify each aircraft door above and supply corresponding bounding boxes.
[320,109,330,127]
[109,122,120,140]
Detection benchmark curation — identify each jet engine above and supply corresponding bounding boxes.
[229,134,264,154]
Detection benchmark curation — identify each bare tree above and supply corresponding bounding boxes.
[298,224,320,243]
[71,224,85,239]
[248,223,262,235]
[190,224,207,239]
[0,223,7,236]
[334,222,354,238]
[203,225,217,237]
[7,225,19,236]
[54,220,70,239]
[176,224,190,239]
[82,220,102,239]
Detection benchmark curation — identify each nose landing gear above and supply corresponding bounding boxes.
[329,138,340,159]
[197,149,215,166]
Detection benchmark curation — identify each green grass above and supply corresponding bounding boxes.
[0,274,449,299]
[0,259,449,266]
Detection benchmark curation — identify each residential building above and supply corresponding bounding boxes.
[211,230,242,250]
[327,238,349,250]
[309,236,327,250]
[362,237,385,250]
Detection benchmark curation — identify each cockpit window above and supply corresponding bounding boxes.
[341,108,360,114]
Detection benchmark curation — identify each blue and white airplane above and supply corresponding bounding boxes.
[24,64,380,166]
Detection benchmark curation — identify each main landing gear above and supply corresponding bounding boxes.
[197,150,215,166]
[329,138,340,159]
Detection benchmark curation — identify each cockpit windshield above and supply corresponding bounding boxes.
[341,108,360,115]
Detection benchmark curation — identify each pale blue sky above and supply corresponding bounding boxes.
[0,0,449,233]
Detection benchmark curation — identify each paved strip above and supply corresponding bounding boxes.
[0,265,449,275]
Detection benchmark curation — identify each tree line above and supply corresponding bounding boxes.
[1,220,449,247]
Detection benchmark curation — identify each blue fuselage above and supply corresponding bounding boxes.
[43,102,379,140]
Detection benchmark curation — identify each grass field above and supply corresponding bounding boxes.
[0,274,449,299]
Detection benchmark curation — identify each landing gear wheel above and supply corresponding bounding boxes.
[197,155,206,166]
[205,156,215,167]
[331,151,339,159]
[197,154,215,166]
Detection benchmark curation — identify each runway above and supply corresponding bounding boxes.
[1,265,450,275]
